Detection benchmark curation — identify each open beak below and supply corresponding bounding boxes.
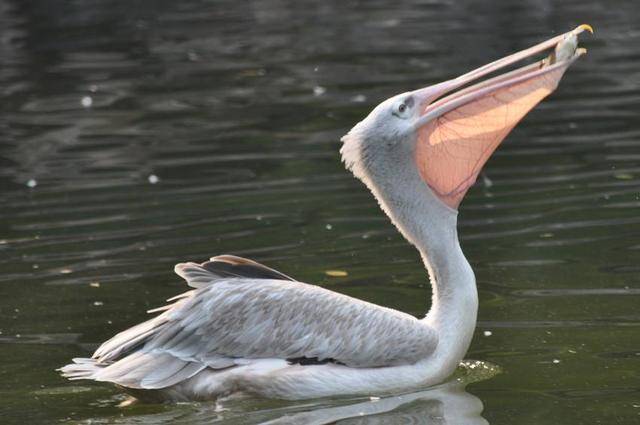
[412,24,592,126]
[411,25,592,210]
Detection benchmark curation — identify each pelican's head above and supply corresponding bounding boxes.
[341,25,592,210]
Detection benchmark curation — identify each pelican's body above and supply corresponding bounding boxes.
[60,26,591,401]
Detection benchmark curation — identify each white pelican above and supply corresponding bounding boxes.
[60,25,591,402]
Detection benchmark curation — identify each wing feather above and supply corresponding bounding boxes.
[88,256,438,389]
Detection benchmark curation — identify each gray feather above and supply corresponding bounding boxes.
[68,255,437,390]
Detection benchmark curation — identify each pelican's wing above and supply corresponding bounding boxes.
[80,257,437,389]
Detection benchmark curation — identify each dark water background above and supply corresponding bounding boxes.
[1,0,639,423]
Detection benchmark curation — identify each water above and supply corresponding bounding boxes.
[1,0,639,423]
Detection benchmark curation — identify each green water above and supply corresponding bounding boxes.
[1,0,639,423]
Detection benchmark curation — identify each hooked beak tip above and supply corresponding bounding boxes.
[576,23,594,35]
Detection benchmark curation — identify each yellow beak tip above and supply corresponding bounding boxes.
[578,24,594,34]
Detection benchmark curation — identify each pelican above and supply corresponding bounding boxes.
[60,25,592,402]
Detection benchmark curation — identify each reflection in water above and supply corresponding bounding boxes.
[75,361,498,424]
[260,380,487,425]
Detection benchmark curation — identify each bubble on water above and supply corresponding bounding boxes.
[26,179,37,188]
[148,174,160,184]
[81,96,93,108]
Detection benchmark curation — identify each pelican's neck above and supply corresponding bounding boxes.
[345,137,478,367]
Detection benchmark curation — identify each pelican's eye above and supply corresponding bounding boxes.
[392,96,414,119]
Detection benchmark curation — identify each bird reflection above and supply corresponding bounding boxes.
[259,375,488,425]
[96,361,497,425]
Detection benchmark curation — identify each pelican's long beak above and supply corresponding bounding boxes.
[410,25,592,209]
[411,24,592,124]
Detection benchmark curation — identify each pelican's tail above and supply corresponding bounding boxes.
[58,357,105,380]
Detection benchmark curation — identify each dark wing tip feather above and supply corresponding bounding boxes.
[204,255,296,281]
[174,255,295,288]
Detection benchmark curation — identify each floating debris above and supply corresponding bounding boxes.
[552,359,561,364]
[93,301,104,307]
[89,282,100,288]
[614,173,634,180]
[187,51,200,62]
[481,174,493,188]
[483,330,492,337]
[313,86,326,96]
[81,96,93,108]
[325,270,348,277]
[60,268,72,274]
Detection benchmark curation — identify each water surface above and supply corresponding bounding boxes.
[1,0,639,423]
